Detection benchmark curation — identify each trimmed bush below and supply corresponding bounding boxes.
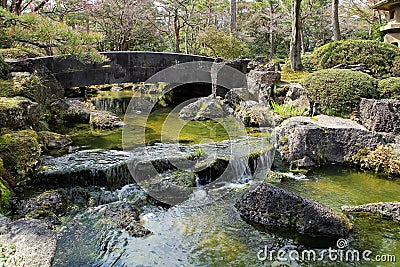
[0,47,44,60]
[378,77,400,99]
[308,40,400,77]
[0,56,8,79]
[302,69,378,117]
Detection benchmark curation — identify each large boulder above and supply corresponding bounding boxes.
[283,83,310,113]
[48,98,93,123]
[274,115,392,169]
[247,70,281,103]
[342,202,400,223]
[236,101,274,127]
[358,98,400,134]
[0,215,57,267]
[89,111,126,130]
[235,183,353,237]
[179,96,233,120]
[0,130,41,185]
[0,96,40,130]
[224,88,257,110]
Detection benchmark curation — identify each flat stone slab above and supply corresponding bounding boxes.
[0,215,56,267]
[35,137,273,190]
[342,202,400,222]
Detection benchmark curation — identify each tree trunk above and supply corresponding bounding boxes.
[270,32,275,58]
[290,0,303,71]
[332,0,341,41]
[269,1,275,58]
[230,0,236,34]
[173,8,180,53]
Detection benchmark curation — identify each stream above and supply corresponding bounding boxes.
[38,88,400,266]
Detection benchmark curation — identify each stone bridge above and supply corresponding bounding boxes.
[8,52,248,90]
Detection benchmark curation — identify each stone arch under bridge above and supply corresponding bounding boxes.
[8,52,248,90]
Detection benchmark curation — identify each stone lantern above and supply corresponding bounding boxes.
[374,0,400,47]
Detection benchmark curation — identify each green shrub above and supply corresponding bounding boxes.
[378,77,400,99]
[308,40,400,77]
[0,47,44,60]
[0,57,8,79]
[302,69,378,117]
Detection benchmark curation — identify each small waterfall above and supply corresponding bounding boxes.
[210,59,225,99]
[92,97,131,115]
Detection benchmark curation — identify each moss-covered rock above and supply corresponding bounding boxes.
[48,98,93,123]
[0,96,40,130]
[89,111,126,130]
[348,144,400,178]
[307,40,400,77]
[0,56,9,79]
[378,77,400,99]
[37,131,72,151]
[0,159,12,215]
[0,130,41,185]
[302,69,378,117]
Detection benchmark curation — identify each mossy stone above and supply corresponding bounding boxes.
[0,130,41,184]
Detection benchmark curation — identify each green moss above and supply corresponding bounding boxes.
[279,136,288,145]
[167,170,197,187]
[378,77,400,99]
[0,159,11,215]
[302,69,378,117]
[0,56,9,79]
[349,144,400,178]
[281,68,309,82]
[0,97,20,111]
[0,130,41,184]
[307,40,400,77]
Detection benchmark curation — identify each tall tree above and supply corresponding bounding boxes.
[230,0,236,33]
[332,0,340,41]
[290,0,303,70]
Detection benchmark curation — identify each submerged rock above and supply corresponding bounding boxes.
[178,96,233,120]
[100,202,151,237]
[20,190,68,221]
[342,202,400,222]
[0,96,40,130]
[273,115,393,169]
[0,214,56,267]
[358,98,400,134]
[235,183,353,237]
[89,110,126,130]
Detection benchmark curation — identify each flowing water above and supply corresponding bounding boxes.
[46,88,400,266]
